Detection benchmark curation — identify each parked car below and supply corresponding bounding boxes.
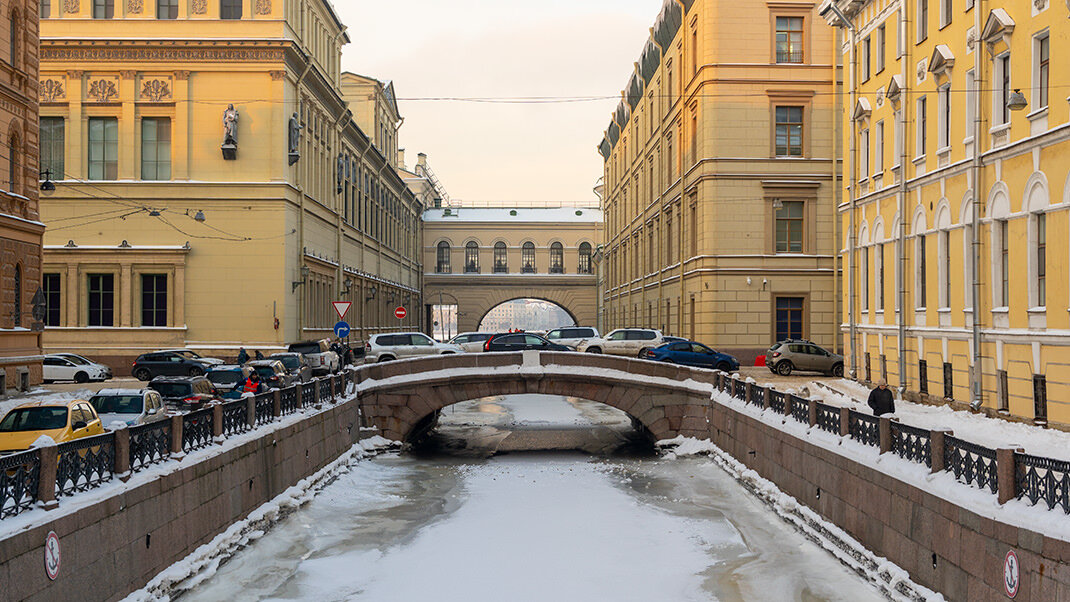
[576,328,665,357]
[42,354,112,384]
[133,350,216,381]
[766,339,844,377]
[51,353,114,380]
[287,340,340,375]
[159,348,224,366]
[268,352,313,382]
[365,332,463,362]
[661,336,689,344]
[483,332,572,352]
[643,341,740,372]
[147,376,221,412]
[545,327,600,349]
[0,399,105,454]
[206,365,255,400]
[89,389,168,428]
[447,332,495,353]
[246,359,299,388]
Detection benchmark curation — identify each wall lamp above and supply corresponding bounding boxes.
[39,170,56,194]
[292,265,310,293]
[366,286,377,302]
[185,209,207,222]
[342,277,353,295]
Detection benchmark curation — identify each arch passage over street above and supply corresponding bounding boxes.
[355,351,716,442]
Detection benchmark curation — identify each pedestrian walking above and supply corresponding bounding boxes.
[867,379,895,416]
[236,347,249,364]
[254,349,265,360]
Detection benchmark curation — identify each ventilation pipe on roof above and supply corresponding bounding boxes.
[398,148,406,170]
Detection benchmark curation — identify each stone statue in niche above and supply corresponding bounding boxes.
[221,103,239,160]
[336,153,345,193]
[287,112,303,165]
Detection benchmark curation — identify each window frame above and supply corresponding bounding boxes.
[141,273,168,327]
[774,105,805,158]
[774,16,805,64]
[774,296,806,341]
[156,0,177,19]
[521,242,536,274]
[774,200,805,254]
[549,242,564,274]
[140,117,172,181]
[87,273,115,327]
[43,273,61,327]
[493,241,508,273]
[436,241,451,273]
[464,241,479,273]
[88,117,118,180]
[93,0,114,19]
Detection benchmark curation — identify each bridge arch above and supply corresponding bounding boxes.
[356,351,716,443]
[477,297,578,332]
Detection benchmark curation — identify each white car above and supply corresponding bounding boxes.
[448,332,495,353]
[160,348,224,366]
[89,389,168,428]
[287,339,340,375]
[576,328,665,357]
[42,354,112,383]
[545,327,600,350]
[365,332,463,362]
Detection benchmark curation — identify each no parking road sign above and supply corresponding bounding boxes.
[334,321,351,338]
[394,306,407,320]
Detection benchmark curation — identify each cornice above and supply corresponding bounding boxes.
[40,39,291,63]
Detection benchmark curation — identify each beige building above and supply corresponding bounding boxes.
[37,0,423,368]
[340,72,400,170]
[599,0,840,362]
[422,205,602,334]
[1,0,43,392]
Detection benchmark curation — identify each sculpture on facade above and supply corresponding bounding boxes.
[288,112,303,165]
[221,103,239,160]
[336,153,346,193]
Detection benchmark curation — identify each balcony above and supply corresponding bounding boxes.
[776,50,804,64]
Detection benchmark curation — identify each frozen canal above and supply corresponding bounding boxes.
[179,395,885,602]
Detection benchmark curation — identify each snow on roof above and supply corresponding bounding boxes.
[422,207,603,223]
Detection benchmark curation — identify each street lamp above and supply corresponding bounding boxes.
[39,170,55,194]
[1007,89,1028,112]
[292,265,310,293]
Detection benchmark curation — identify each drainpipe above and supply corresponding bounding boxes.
[831,24,843,355]
[294,49,313,337]
[897,7,912,397]
[968,0,985,410]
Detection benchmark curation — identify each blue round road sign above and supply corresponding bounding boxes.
[333,321,350,338]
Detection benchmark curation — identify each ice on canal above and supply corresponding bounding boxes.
[178,395,885,602]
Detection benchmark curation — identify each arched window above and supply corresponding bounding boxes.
[13,264,21,327]
[8,131,19,195]
[465,241,479,273]
[436,241,450,273]
[493,242,507,272]
[521,242,536,273]
[578,242,592,274]
[549,242,564,273]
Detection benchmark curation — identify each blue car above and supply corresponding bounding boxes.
[643,341,740,372]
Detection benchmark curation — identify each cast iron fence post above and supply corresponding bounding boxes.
[808,399,818,428]
[879,416,894,454]
[114,426,131,480]
[37,444,58,510]
[930,429,952,474]
[169,415,184,458]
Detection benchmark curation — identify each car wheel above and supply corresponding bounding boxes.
[74,371,89,384]
[188,366,204,377]
[776,361,794,376]
[585,347,602,354]
[134,368,152,381]
[716,361,731,372]
[831,363,844,377]
[377,356,394,362]
[441,351,455,355]
[637,348,650,358]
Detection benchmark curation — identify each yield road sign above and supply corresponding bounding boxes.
[332,301,352,321]
[394,306,407,320]
[333,321,351,338]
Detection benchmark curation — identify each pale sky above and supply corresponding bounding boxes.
[334,0,661,206]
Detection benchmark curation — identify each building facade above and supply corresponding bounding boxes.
[1,0,43,392]
[824,0,1070,424]
[38,0,423,368]
[599,0,840,363]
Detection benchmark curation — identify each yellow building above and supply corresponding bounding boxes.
[823,0,1069,424]
[599,0,841,363]
[38,0,423,368]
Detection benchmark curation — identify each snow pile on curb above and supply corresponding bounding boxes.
[122,436,399,602]
[657,436,945,602]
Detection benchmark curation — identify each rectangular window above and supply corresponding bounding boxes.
[938,85,951,149]
[875,120,885,174]
[690,203,698,256]
[43,273,61,327]
[896,9,904,57]
[862,35,871,81]
[40,0,51,19]
[1037,213,1046,307]
[918,234,927,308]
[775,16,804,63]
[93,0,113,18]
[774,106,804,157]
[876,24,886,73]
[87,273,114,327]
[1037,35,1049,109]
[999,220,1009,307]
[941,230,951,308]
[861,246,869,311]
[995,54,1011,126]
[40,117,64,180]
[88,117,118,180]
[775,201,804,253]
[917,0,928,42]
[221,0,242,19]
[893,109,902,163]
[940,0,952,28]
[966,70,976,139]
[860,128,870,179]
[141,118,171,180]
[141,274,167,327]
[156,0,177,18]
[916,96,927,157]
[775,297,804,341]
[877,243,885,311]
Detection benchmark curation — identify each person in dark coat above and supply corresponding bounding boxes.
[236,347,249,364]
[867,379,896,416]
[254,349,265,360]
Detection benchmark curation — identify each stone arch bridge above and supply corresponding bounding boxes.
[355,351,717,442]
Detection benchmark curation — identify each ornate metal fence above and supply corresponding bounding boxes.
[788,395,809,424]
[301,382,316,407]
[847,410,880,447]
[129,420,171,471]
[0,450,40,518]
[749,385,766,408]
[815,402,840,434]
[944,435,998,494]
[318,378,332,402]
[768,390,785,414]
[280,386,299,415]
[254,393,274,425]
[182,408,214,452]
[1015,452,1070,514]
[891,422,932,467]
[56,433,115,497]
[221,399,249,435]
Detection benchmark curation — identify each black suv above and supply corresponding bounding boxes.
[147,376,221,412]
[133,351,213,381]
[483,332,572,352]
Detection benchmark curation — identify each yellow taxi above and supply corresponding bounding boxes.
[0,399,106,454]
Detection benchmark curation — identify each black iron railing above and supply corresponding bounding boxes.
[182,408,214,452]
[769,390,785,414]
[732,382,748,402]
[318,378,332,403]
[815,402,840,434]
[1015,452,1070,514]
[302,382,316,406]
[221,399,249,435]
[254,392,274,426]
[848,410,880,447]
[945,435,998,494]
[56,433,115,497]
[129,420,171,471]
[0,450,40,518]
[280,386,299,415]
[749,385,766,408]
[788,394,809,424]
[891,422,932,467]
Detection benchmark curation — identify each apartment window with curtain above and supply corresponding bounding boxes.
[436,241,450,273]
[141,118,171,180]
[995,54,1011,126]
[93,0,113,19]
[1036,35,1049,109]
[876,24,886,73]
[464,241,479,273]
[40,117,64,179]
[494,242,507,272]
[938,85,951,149]
[874,120,885,174]
[88,117,118,180]
[221,0,242,19]
[917,0,928,42]
[1036,213,1046,307]
[916,96,927,157]
[522,242,536,273]
[141,274,167,327]
[156,0,177,19]
[775,17,804,63]
[775,201,804,253]
[877,242,885,311]
[578,242,592,274]
[550,242,564,274]
[917,234,927,308]
[774,106,804,157]
[43,273,61,326]
[998,220,1009,307]
[88,274,114,327]
[775,297,804,341]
